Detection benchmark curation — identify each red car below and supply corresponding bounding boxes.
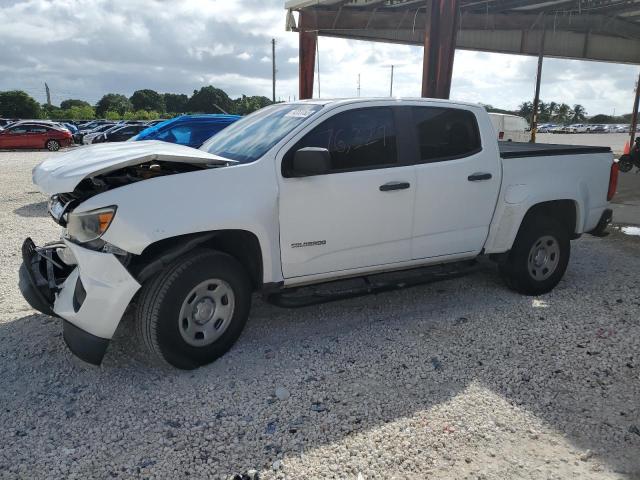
[0,122,72,151]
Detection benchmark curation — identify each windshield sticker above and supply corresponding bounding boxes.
[285,109,315,118]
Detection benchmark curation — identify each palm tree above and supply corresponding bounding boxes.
[537,101,548,122]
[547,102,558,122]
[572,104,587,123]
[556,103,571,124]
[518,101,534,119]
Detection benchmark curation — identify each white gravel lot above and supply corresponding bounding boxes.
[0,150,639,480]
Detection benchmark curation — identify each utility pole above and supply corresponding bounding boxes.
[357,73,361,97]
[271,38,276,103]
[630,71,640,145]
[44,82,51,106]
[530,26,546,143]
[390,65,394,97]
[316,38,321,98]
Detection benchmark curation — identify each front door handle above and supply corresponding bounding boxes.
[468,172,492,182]
[379,181,410,192]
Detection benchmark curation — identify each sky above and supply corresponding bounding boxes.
[0,0,638,116]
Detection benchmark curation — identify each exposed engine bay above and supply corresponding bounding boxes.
[48,161,215,226]
[78,160,209,194]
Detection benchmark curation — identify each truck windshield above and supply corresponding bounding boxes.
[200,104,323,163]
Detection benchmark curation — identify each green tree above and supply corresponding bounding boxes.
[163,93,188,114]
[186,86,233,114]
[0,90,41,118]
[588,114,614,124]
[538,101,548,122]
[41,103,64,119]
[555,103,571,124]
[571,104,587,123]
[130,89,165,112]
[104,110,121,120]
[60,99,91,110]
[232,95,272,115]
[545,102,558,122]
[518,101,534,119]
[66,105,95,120]
[96,93,132,117]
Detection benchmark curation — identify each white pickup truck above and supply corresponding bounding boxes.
[19,98,618,369]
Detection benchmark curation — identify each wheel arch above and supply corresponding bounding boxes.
[520,200,579,238]
[486,198,580,255]
[128,230,264,290]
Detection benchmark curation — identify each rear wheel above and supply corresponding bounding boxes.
[45,139,60,151]
[499,215,570,295]
[618,155,633,173]
[135,249,252,369]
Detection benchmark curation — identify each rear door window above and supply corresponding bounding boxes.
[411,107,481,163]
[283,107,397,175]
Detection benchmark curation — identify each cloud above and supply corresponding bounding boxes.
[0,0,637,115]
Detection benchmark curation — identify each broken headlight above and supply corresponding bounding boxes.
[48,194,74,226]
[66,206,117,243]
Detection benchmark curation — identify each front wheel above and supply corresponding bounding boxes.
[135,249,252,369]
[45,139,60,151]
[499,215,570,295]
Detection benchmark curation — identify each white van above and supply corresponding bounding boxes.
[489,113,529,142]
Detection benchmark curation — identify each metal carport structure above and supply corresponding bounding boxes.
[285,0,640,139]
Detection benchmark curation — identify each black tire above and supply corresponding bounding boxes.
[618,155,633,173]
[45,139,60,151]
[135,249,252,369]
[499,214,570,295]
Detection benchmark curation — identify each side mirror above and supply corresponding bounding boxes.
[292,147,331,177]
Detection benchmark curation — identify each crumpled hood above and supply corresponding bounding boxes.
[33,140,235,195]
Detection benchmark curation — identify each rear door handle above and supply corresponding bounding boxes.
[379,181,411,192]
[468,173,492,182]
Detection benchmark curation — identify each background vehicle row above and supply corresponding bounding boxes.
[0,115,240,151]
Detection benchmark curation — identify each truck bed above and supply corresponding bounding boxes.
[499,142,611,159]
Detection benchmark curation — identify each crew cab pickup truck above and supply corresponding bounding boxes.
[19,98,618,369]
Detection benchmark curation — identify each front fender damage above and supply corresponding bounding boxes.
[19,237,140,365]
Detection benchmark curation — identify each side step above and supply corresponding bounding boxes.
[266,260,481,308]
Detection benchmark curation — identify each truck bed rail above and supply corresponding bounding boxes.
[499,142,611,159]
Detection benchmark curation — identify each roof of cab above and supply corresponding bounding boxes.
[287,97,483,110]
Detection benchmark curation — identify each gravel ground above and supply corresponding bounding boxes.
[1,150,639,480]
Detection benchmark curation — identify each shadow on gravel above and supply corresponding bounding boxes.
[13,201,48,218]
[0,237,638,477]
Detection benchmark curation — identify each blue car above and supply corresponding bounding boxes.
[133,114,240,148]
[62,123,78,134]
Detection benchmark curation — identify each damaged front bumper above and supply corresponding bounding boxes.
[19,237,140,365]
